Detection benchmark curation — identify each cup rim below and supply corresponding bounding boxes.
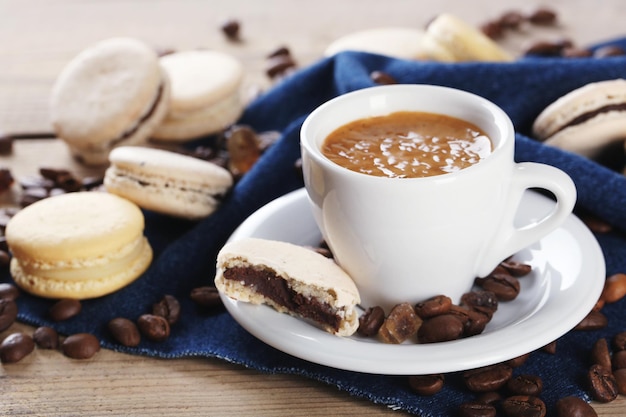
[300,84,515,182]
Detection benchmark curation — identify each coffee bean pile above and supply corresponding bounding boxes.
[357,258,530,344]
[480,7,558,41]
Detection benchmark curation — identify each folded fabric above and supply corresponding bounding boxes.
[5,37,626,416]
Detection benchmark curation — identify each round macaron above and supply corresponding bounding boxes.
[104,146,234,219]
[50,37,170,166]
[151,50,245,142]
[533,79,626,158]
[324,27,431,60]
[5,192,153,299]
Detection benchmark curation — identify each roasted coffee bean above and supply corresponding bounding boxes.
[592,297,605,312]
[461,291,498,318]
[0,283,19,301]
[581,214,612,234]
[221,18,241,41]
[0,134,13,154]
[524,40,564,57]
[499,260,532,277]
[505,353,530,368]
[612,350,626,370]
[62,333,100,359]
[462,309,490,337]
[476,391,502,405]
[587,363,619,402]
[528,7,557,25]
[458,401,496,417]
[418,314,464,343]
[613,368,626,395]
[33,326,59,349]
[612,331,626,351]
[190,286,223,308]
[593,45,626,58]
[591,338,612,370]
[480,21,504,40]
[601,273,626,303]
[463,364,513,392]
[574,310,608,331]
[378,302,421,344]
[506,374,543,396]
[49,298,82,321]
[265,54,297,79]
[0,332,35,363]
[502,395,546,417]
[108,317,141,347]
[370,71,397,85]
[499,10,524,29]
[152,294,181,325]
[555,395,599,417]
[414,295,452,318]
[357,306,385,337]
[541,340,557,354]
[447,305,471,326]
[407,374,445,396]
[137,314,170,342]
[267,46,291,59]
[0,168,14,192]
[476,273,520,301]
[0,298,18,332]
[0,250,10,268]
[226,125,261,177]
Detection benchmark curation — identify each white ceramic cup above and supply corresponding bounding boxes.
[300,84,577,311]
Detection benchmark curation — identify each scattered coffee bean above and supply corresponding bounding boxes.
[541,340,557,354]
[601,273,626,303]
[591,338,612,370]
[221,18,241,41]
[152,294,181,325]
[612,331,626,351]
[33,326,59,349]
[611,350,626,370]
[461,309,490,337]
[62,333,100,359]
[506,374,543,396]
[581,214,612,233]
[480,21,504,40]
[613,368,626,395]
[0,134,14,154]
[476,391,502,405]
[458,401,497,417]
[502,395,546,417]
[461,291,498,318]
[499,260,532,277]
[499,10,524,29]
[407,374,445,396]
[574,310,608,331]
[414,295,452,318]
[463,364,513,392]
[0,250,11,268]
[357,306,385,337]
[190,286,223,308]
[0,332,35,363]
[0,283,19,301]
[0,168,14,192]
[265,54,297,79]
[108,317,141,347]
[137,314,170,342]
[505,353,530,368]
[378,302,421,344]
[0,298,18,332]
[524,40,564,57]
[476,272,520,301]
[49,298,82,321]
[555,396,598,417]
[527,7,557,25]
[587,363,618,402]
[418,314,464,343]
[593,45,626,58]
[370,71,397,85]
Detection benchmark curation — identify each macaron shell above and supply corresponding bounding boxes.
[6,192,146,262]
[159,50,244,113]
[104,146,233,219]
[50,37,165,146]
[324,27,430,59]
[426,14,513,62]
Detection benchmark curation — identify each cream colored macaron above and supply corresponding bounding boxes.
[5,192,152,299]
[215,237,361,336]
[104,146,233,219]
[50,37,171,166]
[151,50,245,142]
[324,27,432,60]
[533,79,626,158]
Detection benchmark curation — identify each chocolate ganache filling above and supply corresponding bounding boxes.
[555,102,626,134]
[223,266,342,331]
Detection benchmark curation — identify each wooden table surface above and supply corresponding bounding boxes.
[2,0,626,415]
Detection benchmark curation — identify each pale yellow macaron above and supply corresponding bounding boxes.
[151,50,244,142]
[5,192,152,299]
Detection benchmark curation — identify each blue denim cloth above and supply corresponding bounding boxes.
[5,37,626,416]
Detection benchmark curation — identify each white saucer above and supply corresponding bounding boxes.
[221,188,605,375]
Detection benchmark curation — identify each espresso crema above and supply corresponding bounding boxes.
[322,111,492,178]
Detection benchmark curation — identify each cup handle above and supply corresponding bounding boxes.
[477,162,577,277]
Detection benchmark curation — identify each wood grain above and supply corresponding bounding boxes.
[1,0,625,415]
